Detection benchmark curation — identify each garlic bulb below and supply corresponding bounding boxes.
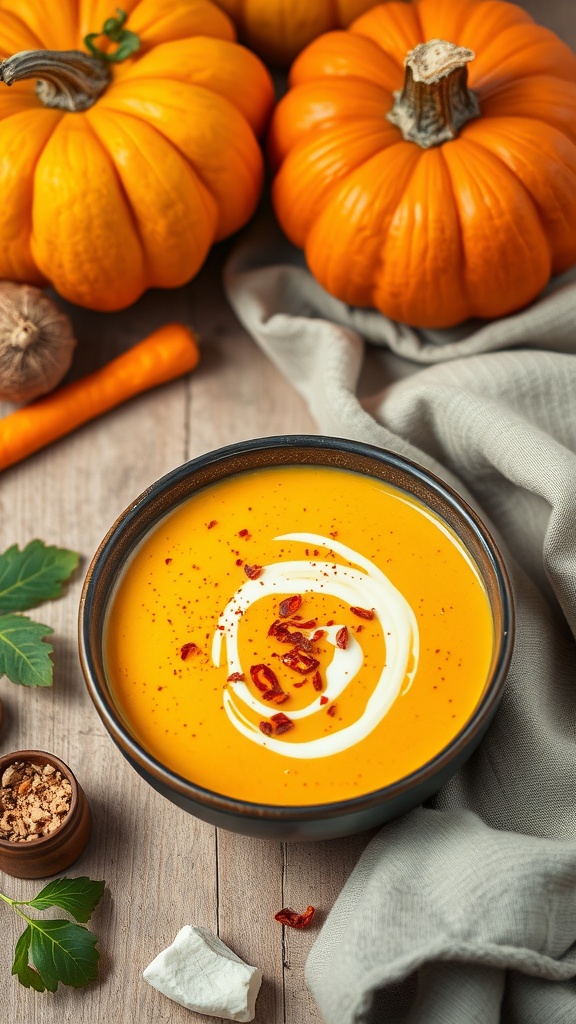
[0,281,77,404]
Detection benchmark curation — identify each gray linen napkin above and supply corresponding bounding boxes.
[224,217,576,1022]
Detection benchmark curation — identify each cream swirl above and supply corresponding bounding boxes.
[211,533,419,759]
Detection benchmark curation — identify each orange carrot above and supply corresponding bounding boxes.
[0,322,200,472]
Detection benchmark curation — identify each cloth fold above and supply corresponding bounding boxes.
[224,220,576,1022]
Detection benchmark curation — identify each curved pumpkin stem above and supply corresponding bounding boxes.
[0,9,139,113]
[0,50,111,111]
[387,39,480,148]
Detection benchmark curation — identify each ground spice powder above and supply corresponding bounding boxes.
[0,760,72,842]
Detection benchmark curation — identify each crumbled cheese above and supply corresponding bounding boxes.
[143,925,262,1022]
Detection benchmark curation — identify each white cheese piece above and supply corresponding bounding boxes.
[143,925,262,1022]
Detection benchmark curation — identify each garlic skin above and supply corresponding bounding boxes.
[0,281,76,404]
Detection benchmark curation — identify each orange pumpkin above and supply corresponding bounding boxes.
[269,0,576,328]
[213,0,382,67]
[0,1,274,310]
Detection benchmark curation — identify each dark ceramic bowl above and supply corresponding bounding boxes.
[0,750,92,878]
[79,435,514,841]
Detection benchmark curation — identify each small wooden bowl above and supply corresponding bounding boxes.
[0,750,92,879]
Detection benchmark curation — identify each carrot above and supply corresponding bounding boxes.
[0,322,200,472]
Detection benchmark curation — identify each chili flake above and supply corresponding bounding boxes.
[282,650,319,674]
[327,704,337,717]
[336,626,349,649]
[274,905,315,929]
[238,528,251,538]
[271,712,294,735]
[244,563,262,580]
[311,671,323,692]
[227,672,245,682]
[207,520,217,529]
[259,721,273,736]
[350,606,375,620]
[180,642,200,659]
[250,664,288,704]
[279,594,302,618]
[319,695,329,705]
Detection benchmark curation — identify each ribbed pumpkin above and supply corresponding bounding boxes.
[0,1,274,310]
[269,0,576,328]
[213,0,382,68]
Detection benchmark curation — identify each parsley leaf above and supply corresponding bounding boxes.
[24,877,105,923]
[0,540,78,686]
[0,540,79,613]
[1,876,105,992]
[0,615,54,687]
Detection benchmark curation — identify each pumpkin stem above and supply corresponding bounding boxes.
[0,49,112,111]
[387,39,480,148]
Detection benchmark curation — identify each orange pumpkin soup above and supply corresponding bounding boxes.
[103,465,494,805]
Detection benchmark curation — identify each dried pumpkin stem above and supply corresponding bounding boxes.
[0,49,111,112]
[387,38,480,148]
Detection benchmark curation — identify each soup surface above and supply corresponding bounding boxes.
[104,465,494,805]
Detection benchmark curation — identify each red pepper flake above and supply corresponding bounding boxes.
[312,670,323,692]
[207,520,217,529]
[238,528,251,538]
[244,564,263,580]
[259,721,273,736]
[282,650,319,675]
[274,905,315,929]
[250,663,280,692]
[319,695,329,705]
[285,618,317,630]
[180,642,200,659]
[279,594,302,618]
[271,712,294,735]
[350,606,375,620]
[164,557,172,565]
[311,629,324,642]
[227,672,245,682]
[235,558,243,566]
[336,626,349,649]
[250,664,288,703]
[327,704,337,717]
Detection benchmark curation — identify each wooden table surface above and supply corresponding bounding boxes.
[1,4,574,1021]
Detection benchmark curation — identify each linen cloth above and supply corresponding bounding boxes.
[223,207,576,1021]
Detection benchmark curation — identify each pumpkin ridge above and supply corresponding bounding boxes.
[469,24,576,91]
[462,116,576,273]
[86,104,218,286]
[371,145,471,326]
[441,135,552,318]
[30,114,146,308]
[273,121,401,248]
[126,0,235,47]
[113,37,274,137]
[306,141,422,310]
[99,78,263,239]
[0,10,44,55]
[0,106,60,282]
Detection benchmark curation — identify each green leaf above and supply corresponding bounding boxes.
[0,614,54,687]
[0,540,79,613]
[12,927,46,991]
[27,919,100,991]
[24,878,105,923]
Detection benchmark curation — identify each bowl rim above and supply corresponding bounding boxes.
[78,434,515,824]
[0,749,79,849]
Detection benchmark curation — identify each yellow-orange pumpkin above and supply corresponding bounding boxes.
[213,0,382,68]
[0,1,274,310]
[269,0,576,328]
